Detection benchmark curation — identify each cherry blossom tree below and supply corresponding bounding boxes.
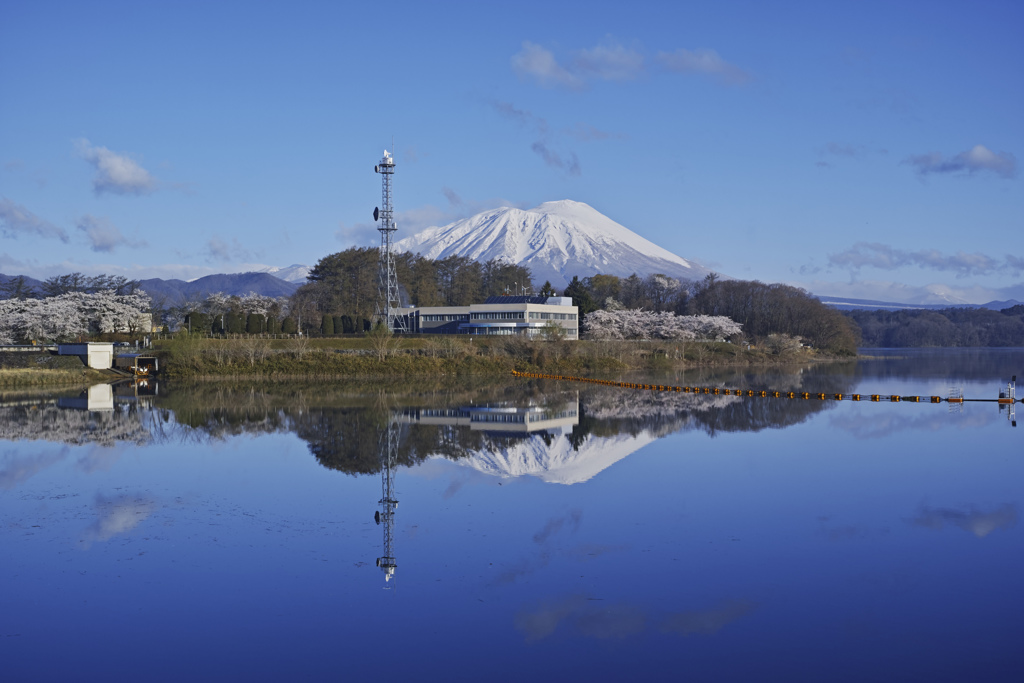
[0,290,151,342]
[583,309,742,341]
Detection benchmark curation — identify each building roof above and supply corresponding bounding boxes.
[483,295,572,305]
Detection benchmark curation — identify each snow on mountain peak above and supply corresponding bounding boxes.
[256,264,310,283]
[436,428,658,485]
[395,200,710,287]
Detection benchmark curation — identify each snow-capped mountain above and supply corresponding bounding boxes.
[395,200,711,287]
[256,264,310,283]
[438,429,658,485]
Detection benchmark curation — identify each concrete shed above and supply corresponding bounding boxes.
[58,342,114,369]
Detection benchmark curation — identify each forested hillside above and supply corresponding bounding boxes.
[845,306,1024,347]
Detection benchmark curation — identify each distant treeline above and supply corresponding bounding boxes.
[0,273,140,298]
[843,306,1024,347]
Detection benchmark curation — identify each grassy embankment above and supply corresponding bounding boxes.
[0,352,118,387]
[151,333,837,379]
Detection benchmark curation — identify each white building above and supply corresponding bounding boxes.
[408,296,578,338]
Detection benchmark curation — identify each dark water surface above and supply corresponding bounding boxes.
[2,350,1022,681]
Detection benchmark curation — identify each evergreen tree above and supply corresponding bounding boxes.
[246,313,265,334]
[0,276,35,300]
[184,312,211,335]
[226,312,245,334]
[321,314,335,335]
[563,276,597,316]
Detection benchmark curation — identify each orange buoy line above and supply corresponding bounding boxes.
[509,370,1021,405]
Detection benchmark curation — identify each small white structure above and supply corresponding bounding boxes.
[58,342,114,369]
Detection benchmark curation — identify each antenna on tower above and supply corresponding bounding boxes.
[373,147,406,333]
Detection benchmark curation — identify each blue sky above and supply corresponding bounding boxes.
[1,0,1021,304]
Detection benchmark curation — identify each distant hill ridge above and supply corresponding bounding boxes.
[0,271,298,302]
[818,295,1021,312]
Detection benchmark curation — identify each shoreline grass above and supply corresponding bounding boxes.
[0,368,116,388]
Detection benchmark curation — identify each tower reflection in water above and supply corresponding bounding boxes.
[374,416,399,585]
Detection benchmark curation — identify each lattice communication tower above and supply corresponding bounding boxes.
[373,150,406,333]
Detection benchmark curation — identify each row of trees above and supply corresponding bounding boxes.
[0,290,152,344]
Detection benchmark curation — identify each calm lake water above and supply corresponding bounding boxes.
[2,349,1022,682]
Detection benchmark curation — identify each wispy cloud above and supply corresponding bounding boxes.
[0,198,69,242]
[488,99,591,176]
[656,48,751,84]
[76,214,147,252]
[514,595,645,641]
[75,138,158,195]
[442,186,463,208]
[0,446,68,489]
[533,509,583,544]
[205,236,255,263]
[512,39,644,90]
[827,242,1022,278]
[563,123,623,142]
[825,142,861,157]
[910,504,1017,538]
[573,41,645,82]
[515,595,756,642]
[532,141,581,175]
[903,144,1017,179]
[660,599,759,635]
[815,142,871,169]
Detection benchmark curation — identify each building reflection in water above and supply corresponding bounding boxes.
[396,399,579,434]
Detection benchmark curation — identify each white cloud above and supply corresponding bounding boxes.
[0,198,69,242]
[75,138,158,195]
[656,48,751,84]
[512,41,585,90]
[904,144,1017,179]
[76,214,147,252]
[512,39,643,90]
